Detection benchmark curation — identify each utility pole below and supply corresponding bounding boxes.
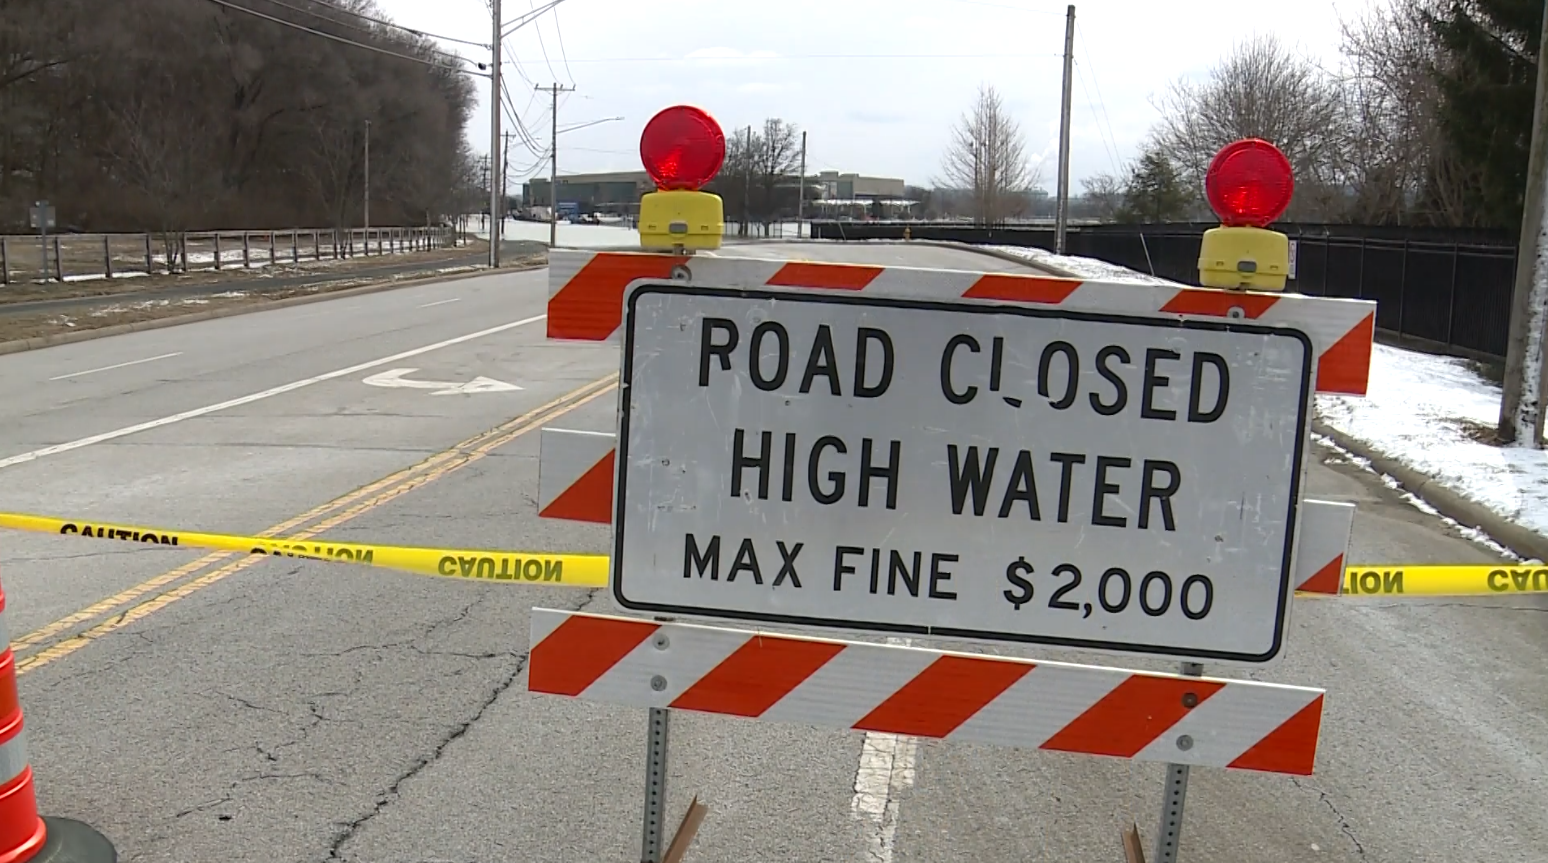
[1497,1,1548,446]
[797,130,807,239]
[488,0,503,268]
[1054,4,1076,255]
[743,125,753,237]
[537,82,576,247]
[363,119,371,235]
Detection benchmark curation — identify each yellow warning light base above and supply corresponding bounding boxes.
[638,189,724,252]
[1198,225,1290,292]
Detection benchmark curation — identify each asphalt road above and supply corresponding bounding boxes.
[0,244,1542,863]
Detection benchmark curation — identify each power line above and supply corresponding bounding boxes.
[523,51,1063,64]
[249,0,473,62]
[199,0,488,76]
[552,5,575,86]
[529,0,560,82]
[269,0,491,47]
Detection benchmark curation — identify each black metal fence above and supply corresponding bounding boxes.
[811,221,1521,361]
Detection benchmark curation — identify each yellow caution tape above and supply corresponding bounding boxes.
[1331,566,1548,597]
[0,512,607,588]
[3,511,1545,600]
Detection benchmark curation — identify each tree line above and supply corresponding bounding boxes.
[1093,0,1540,232]
[1,0,482,234]
[932,0,1539,233]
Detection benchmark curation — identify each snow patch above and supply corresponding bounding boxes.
[60,271,150,282]
[980,245,1182,285]
[1315,343,1548,542]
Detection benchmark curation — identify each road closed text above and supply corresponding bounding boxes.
[700,314,1211,533]
[618,288,1311,660]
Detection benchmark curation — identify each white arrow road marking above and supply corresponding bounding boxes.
[362,368,523,396]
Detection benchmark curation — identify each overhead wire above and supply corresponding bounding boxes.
[253,0,488,49]
[248,0,474,63]
[551,4,575,87]
[1075,21,1124,175]
[528,0,560,82]
[544,51,1061,63]
[1073,61,1122,176]
[198,0,487,76]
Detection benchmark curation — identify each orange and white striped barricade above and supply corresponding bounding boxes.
[529,609,1325,775]
[525,117,1371,863]
[528,275,1367,859]
[0,576,118,863]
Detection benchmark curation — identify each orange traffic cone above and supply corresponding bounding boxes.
[0,579,116,862]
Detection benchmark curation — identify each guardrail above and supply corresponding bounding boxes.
[0,227,465,286]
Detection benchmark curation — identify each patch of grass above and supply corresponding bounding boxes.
[1464,357,1505,385]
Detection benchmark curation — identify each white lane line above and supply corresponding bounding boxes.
[417,298,461,308]
[48,352,183,381]
[0,314,546,471]
[851,636,918,863]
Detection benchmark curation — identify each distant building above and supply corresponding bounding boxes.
[523,171,653,214]
[521,168,916,219]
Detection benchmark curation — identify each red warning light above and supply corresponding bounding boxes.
[639,105,726,191]
[1205,139,1294,228]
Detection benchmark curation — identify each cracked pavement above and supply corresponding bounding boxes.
[0,250,1544,862]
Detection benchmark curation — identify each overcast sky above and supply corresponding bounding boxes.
[374,0,1371,192]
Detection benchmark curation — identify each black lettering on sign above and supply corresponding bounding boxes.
[685,534,721,580]
[1187,352,1230,423]
[732,431,900,509]
[1090,345,1130,416]
[854,328,894,398]
[700,318,894,398]
[1142,348,1181,421]
[749,322,790,391]
[940,334,980,405]
[682,535,803,588]
[946,447,1181,531]
[1037,341,1079,410]
[698,317,738,386]
[800,324,842,395]
[831,546,956,600]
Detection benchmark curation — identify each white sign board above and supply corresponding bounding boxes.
[613,283,1314,663]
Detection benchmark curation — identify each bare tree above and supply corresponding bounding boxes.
[1150,34,1348,220]
[1079,172,1124,221]
[1335,0,1468,225]
[752,118,801,234]
[937,83,1039,224]
[0,0,478,232]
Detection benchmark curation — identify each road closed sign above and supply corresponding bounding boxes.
[613,283,1314,663]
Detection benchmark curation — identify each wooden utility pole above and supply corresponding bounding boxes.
[537,83,576,247]
[1497,1,1548,446]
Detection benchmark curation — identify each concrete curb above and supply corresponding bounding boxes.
[0,262,545,358]
[1313,420,1548,561]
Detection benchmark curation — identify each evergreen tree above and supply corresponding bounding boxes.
[1423,0,1543,231]
[1115,147,1194,224]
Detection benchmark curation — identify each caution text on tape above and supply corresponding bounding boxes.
[1337,566,1548,597]
[0,513,607,588]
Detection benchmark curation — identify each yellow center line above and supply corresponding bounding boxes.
[14,373,618,675]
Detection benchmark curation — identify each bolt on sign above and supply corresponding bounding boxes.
[613,283,1314,664]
